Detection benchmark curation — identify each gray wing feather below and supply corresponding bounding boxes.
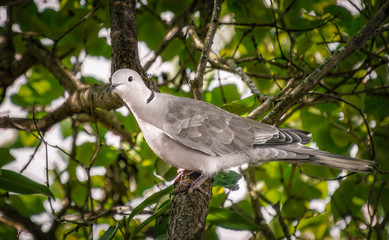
[160,95,373,172]
[162,97,304,156]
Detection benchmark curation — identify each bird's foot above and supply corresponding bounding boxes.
[188,174,209,196]
[172,171,210,197]
[173,169,190,184]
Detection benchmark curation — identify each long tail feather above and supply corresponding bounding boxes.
[259,145,374,172]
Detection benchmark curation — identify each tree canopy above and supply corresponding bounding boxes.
[0,0,389,239]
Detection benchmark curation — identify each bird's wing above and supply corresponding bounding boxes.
[161,96,310,157]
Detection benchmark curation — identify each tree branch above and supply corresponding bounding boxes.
[110,0,157,91]
[242,167,276,240]
[261,0,389,125]
[167,172,213,240]
[0,51,37,87]
[0,84,133,143]
[0,0,32,6]
[28,40,85,93]
[0,203,54,239]
[191,0,222,100]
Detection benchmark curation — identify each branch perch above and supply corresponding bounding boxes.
[191,0,222,100]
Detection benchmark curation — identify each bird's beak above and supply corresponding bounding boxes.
[106,83,119,94]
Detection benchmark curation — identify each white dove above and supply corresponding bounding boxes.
[107,69,374,192]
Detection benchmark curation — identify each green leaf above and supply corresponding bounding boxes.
[74,143,117,166]
[297,211,329,239]
[296,33,314,55]
[130,200,171,239]
[221,94,259,116]
[154,203,169,239]
[59,118,73,138]
[204,85,240,107]
[0,148,14,168]
[154,158,177,181]
[71,183,87,206]
[7,194,46,217]
[324,5,353,29]
[128,185,174,222]
[204,225,219,240]
[0,169,54,197]
[15,3,52,37]
[93,146,118,166]
[138,12,166,49]
[207,207,259,231]
[116,112,140,133]
[11,66,63,108]
[99,222,120,240]
[0,222,17,239]
[282,198,307,219]
[88,37,111,58]
[75,142,96,165]
[329,128,352,148]
[161,38,184,61]
[213,171,242,191]
[299,164,339,179]
[331,180,369,220]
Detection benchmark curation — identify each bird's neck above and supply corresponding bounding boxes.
[125,91,166,129]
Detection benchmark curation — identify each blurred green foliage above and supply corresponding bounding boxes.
[0,0,388,239]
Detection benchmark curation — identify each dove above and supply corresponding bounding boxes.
[107,69,374,192]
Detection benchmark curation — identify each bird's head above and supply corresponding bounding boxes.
[106,69,148,99]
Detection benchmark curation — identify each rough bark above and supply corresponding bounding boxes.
[109,0,157,91]
[167,173,213,240]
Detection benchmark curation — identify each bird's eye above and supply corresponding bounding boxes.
[128,76,133,82]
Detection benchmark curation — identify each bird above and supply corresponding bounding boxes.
[107,68,374,193]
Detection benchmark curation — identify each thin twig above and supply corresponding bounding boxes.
[187,25,265,97]
[32,102,55,215]
[298,166,356,181]
[247,95,276,120]
[53,6,99,51]
[191,0,222,100]
[311,92,376,160]
[274,202,291,240]
[225,59,264,98]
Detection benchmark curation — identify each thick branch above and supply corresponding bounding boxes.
[109,0,157,91]
[167,173,213,240]
[0,84,134,143]
[191,0,222,100]
[0,203,54,239]
[110,0,140,73]
[28,41,85,93]
[261,0,389,125]
[0,52,37,87]
[0,0,32,6]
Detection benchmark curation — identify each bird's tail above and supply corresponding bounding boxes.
[299,151,373,172]
[259,145,374,172]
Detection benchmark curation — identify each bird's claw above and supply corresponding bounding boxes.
[172,171,210,197]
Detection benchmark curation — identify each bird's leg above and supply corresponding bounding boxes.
[188,173,209,195]
[172,169,193,194]
[173,168,190,183]
[172,171,210,197]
